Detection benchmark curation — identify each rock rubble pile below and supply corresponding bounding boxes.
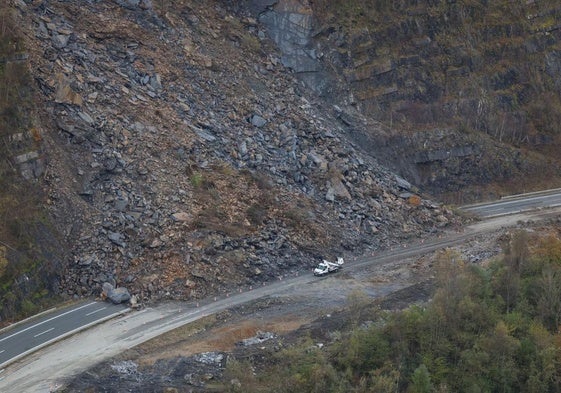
[14,0,459,303]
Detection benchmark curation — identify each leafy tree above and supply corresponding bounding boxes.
[536,265,561,332]
[410,364,432,393]
[456,348,492,392]
[496,230,529,312]
[534,234,561,266]
[478,321,520,391]
[332,324,391,377]
[368,365,400,393]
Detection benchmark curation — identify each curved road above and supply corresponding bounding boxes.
[461,188,561,218]
[0,302,129,370]
[1,190,561,392]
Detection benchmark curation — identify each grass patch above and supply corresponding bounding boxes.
[190,172,204,188]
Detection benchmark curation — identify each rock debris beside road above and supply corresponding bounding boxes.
[13,0,459,304]
[8,208,561,393]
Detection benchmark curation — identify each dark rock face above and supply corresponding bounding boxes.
[257,1,561,200]
[260,6,314,70]
[246,0,278,16]
[258,0,333,95]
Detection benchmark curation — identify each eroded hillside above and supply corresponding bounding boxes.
[0,0,462,314]
[257,0,561,202]
[4,0,561,318]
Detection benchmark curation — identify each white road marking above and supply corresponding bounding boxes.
[464,193,558,211]
[0,302,96,343]
[86,307,107,316]
[33,328,55,338]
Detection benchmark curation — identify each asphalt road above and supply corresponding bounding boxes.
[461,189,561,217]
[0,301,129,370]
[2,189,561,392]
[3,208,561,392]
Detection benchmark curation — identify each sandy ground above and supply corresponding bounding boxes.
[2,207,561,392]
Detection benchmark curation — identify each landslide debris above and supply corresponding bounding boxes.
[10,0,459,304]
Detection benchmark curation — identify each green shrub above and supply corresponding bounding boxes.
[190,172,204,188]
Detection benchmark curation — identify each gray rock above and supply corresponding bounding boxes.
[129,294,140,308]
[80,178,94,196]
[108,231,126,247]
[107,287,131,304]
[193,127,217,142]
[78,111,95,125]
[14,0,27,9]
[239,140,248,156]
[54,75,83,106]
[308,152,326,167]
[78,256,94,267]
[250,115,267,127]
[114,198,129,212]
[52,34,70,49]
[113,0,152,10]
[399,192,414,199]
[102,282,114,296]
[15,151,39,164]
[239,331,276,346]
[139,0,152,10]
[325,187,335,202]
[395,176,412,191]
[247,0,278,16]
[150,73,162,90]
[111,360,138,375]
[329,179,352,201]
[195,352,224,365]
[104,157,118,172]
[171,212,190,222]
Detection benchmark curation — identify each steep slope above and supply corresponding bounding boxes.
[4,0,457,307]
[0,3,65,322]
[253,0,561,202]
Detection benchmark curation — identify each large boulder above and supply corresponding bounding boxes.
[104,283,131,304]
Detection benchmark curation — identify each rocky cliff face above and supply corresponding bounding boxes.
[251,0,561,202]
[4,0,560,312]
[5,0,461,306]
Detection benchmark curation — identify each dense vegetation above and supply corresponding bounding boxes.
[0,5,61,323]
[224,230,561,392]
